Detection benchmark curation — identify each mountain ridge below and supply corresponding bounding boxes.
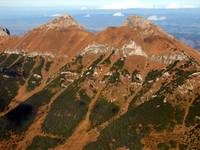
[0,14,200,150]
[1,15,200,61]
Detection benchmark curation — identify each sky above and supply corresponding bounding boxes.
[0,0,200,9]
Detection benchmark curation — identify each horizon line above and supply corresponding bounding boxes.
[0,6,200,9]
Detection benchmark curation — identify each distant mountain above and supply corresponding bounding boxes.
[0,15,200,150]
[0,26,10,37]
[0,15,93,59]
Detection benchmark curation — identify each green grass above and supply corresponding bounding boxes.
[111,58,125,71]
[157,140,177,150]
[0,53,7,64]
[66,55,83,74]
[84,97,175,150]
[101,51,114,65]
[42,86,90,138]
[156,69,195,96]
[168,140,177,148]
[90,97,119,128]
[27,57,45,91]
[10,55,24,69]
[0,76,19,112]
[0,54,19,68]
[132,69,164,106]
[157,143,169,150]
[0,54,31,112]
[0,55,107,140]
[42,57,103,138]
[23,57,36,77]
[166,60,179,72]
[85,55,104,78]
[33,57,45,75]
[0,88,54,140]
[9,56,26,85]
[144,70,163,83]
[109,71,120,84]
[179,144,187,150]
[185,95,200,126]
[175,106,185,124]
[45,61,53,72]
[101,57,111,65]
[27,136,62,150]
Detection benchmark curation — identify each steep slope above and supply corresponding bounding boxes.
[0,15,200,150]
[0,15,94,58]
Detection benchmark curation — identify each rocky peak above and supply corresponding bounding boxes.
[123,16,154,30]
[0,26,10,36]
[123,15,174,38]
[40,14,82,30]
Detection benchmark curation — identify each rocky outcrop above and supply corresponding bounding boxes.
[39,14,82,30]
[81,41,147,57]
[123,16,174,39]
[123,16,154,31]
[0,26,10,36]
[121,41,147,57]
[149,52,189,65]
[81,44,113,55]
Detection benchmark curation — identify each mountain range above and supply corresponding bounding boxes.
[0,14,200,150]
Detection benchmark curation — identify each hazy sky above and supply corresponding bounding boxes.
[1,0,200,9]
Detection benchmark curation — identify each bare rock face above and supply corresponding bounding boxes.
[123,15,174,39]
[40,14,82,30]
[121,41,147,57]
[0,26,10,36]
[123,16,154,30]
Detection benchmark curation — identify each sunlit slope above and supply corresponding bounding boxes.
[0,15,199,150]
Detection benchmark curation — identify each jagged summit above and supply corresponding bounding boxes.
[39,14,82,30]
[123,16,155,30]
[0,26,10,36]
[0,14,92,57]
[123,15,174,39]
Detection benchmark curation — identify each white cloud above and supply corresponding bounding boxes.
[165,3,195,9]
[99,0,153,9]
[147,16,167,21]
[81,7,88,10]
[113,12,124,17]
[51,14,62,17]
[99,0,197,9]
[84,14,91,18]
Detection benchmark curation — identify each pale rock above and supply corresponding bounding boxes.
[121,41,147,57]
[0,26,10,36]
[81,44,113,55]
[40,14,82,30]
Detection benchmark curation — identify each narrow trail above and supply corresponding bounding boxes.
[55,85,104,150]
[55,54,114,150]
[0,56,55,117]
[7,55,23,68]
[55,69,140,150]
